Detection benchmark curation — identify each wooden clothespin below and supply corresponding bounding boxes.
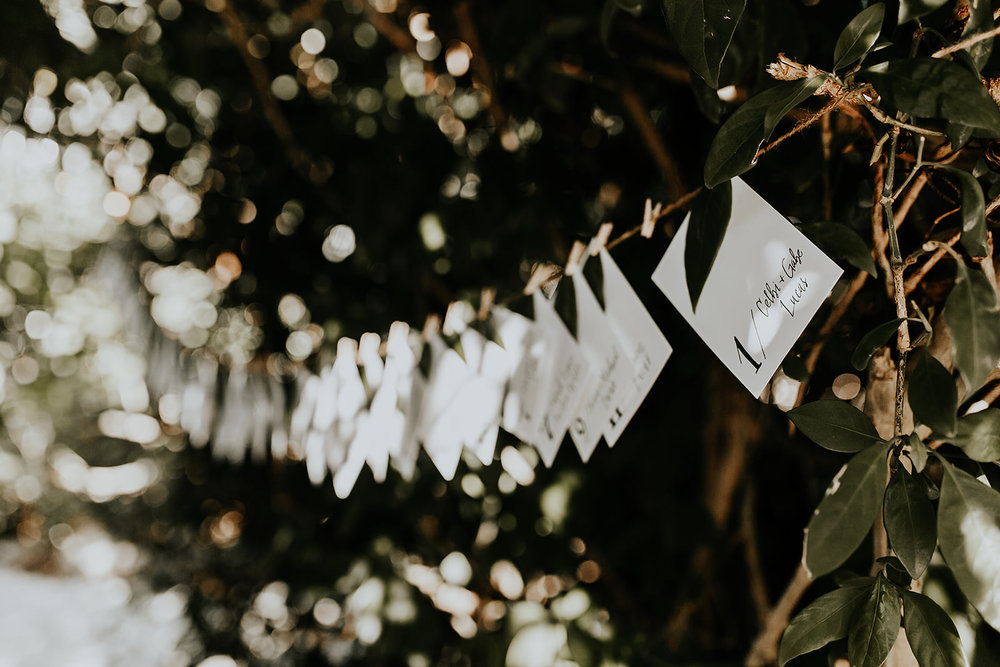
[564,240,587,277]
[591,222,614,255]
[421,314,441,340]
[640,198,662,238]
[477,287,496,321]
[524,262,559,295]
[442,301,467,336]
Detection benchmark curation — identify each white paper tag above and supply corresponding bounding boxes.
[458,327,508,465]
[498,306,548,447]
[598,247,672,444]
[385,323,422,480]
[532,290,594,466]
[418,334,474,480]
[566,268,635,461]
[651,178,843,397]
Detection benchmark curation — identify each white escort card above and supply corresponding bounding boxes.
[651,178,843,398]
[532,289,594,466]
[597,247,672,444]
[498,306,548,448]
[566,265,635,461]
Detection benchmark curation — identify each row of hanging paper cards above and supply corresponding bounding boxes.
[280,177,843,498]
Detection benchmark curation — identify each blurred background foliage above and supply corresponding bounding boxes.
[0,0,992,665]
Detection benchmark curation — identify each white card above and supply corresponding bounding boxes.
[651,178,843,397]
[599,247,672,444]
[458,327,508,465]
[566,268,635,461]
[498,306,548,447]
[418,334,474,480]
[532,290,594,466]
[385,323,423,480]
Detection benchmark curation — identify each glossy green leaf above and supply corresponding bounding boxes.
[884,468,937,578]
[804,443,887,578]
[864,58,1000,136]
[778,582,873,666]
[961,0,994,72]
[944,259,1000,395]
[931,164,987,258]
[902,590,968,667]
[581,253,605,310]
[553,276,578,338]
[950,409,1000,463]
[852,318,908,371]
[848,574,901,667]
[906,432,928,473]
[662,0,745,88]
[898,0,949,23]
[799,222,877,277]
[789,400,883,453]
[685,179,732,311]
[909,352,958,436]
[937,455,1000,631]
[833,4,885,72]
[782,354,810,382]
[704,76,824,188]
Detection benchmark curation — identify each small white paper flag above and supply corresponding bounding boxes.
[419,334,474,480]
[458,326,509,465]
[532,290,594,466]
[651,177,843,397]
[598,247,672,445]
[498,306,548,448]
[566,267,635,461]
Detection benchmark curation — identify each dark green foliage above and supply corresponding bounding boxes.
[804,443,887,578]
[684,180,732,310]
[788,401,882,453]
[908,351,958,436]
[703,76,825,187]
[833,3,884,72]
[662,0,746,88]
[884,468,937,578]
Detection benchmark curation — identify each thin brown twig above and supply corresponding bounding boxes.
[741,482,771,632]
[620,84,686,198]
[933,23,1000,58]
[216,0,309,171]
[745,563,812,667]
[903,232,960,294]
[454,0,510,141]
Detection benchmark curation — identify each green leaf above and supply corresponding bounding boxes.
[948,122,975,151]
[833,4,885,72]
[804,443,887,578]
[848,574,901,667]
[789,400,883,453]
[553,276,578,338]
[950,409,1000,463]
[685,180,732,311]
[884,468,937,578]
[581,253,605,310]
[961,0,994,72]
[852,318,908,371]
[909,352,958,436]
[662,0,746,89]
[898,0,949,24]
[944,259,1000,395]
[611,0,643,16]
[799,222,877,277]
[778,582,873,666]
[937,455,1000,631]
[906,432,928,472]
[782,354,810,382]
[704,77,825,188]
[864,58,1000,137]
[901,590,968,667]
[931,164,987,258]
